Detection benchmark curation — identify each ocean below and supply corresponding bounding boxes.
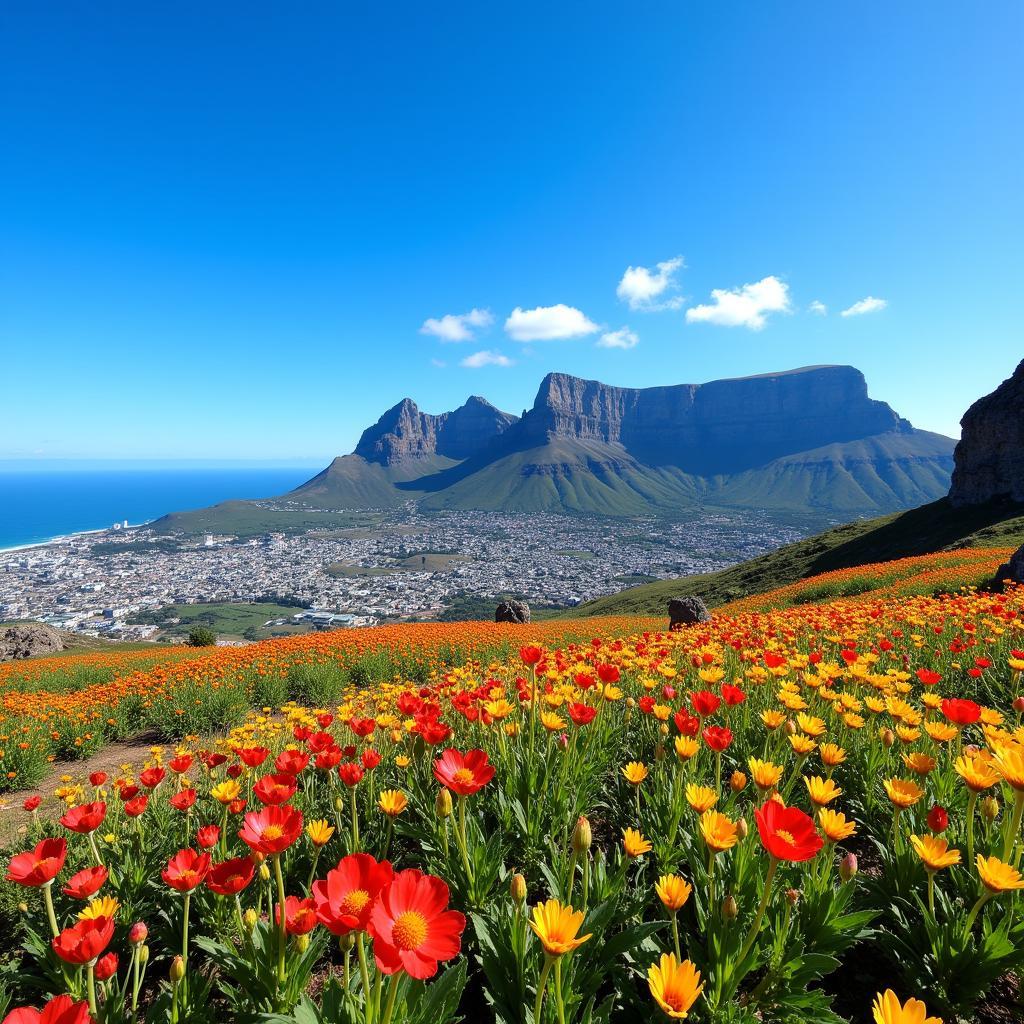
[0,467,319,550]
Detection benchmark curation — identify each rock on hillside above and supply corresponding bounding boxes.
[0,623,64,662]
[950,360,1024,506]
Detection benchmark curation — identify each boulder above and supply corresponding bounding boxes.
[992,544,1024,589]
[668,596,711,629]
[495,600,531,624]
[0,623,64,662]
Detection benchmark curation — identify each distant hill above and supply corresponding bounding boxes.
[285,364,954,517]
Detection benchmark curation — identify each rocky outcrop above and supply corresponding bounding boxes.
[354,396,517,466]
[949,361,1024,506]
[0,623,64,662]
[495,600,530,624]
[668,597,711,629]
[992,544,1024,589]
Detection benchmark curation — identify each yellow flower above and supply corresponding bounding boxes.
[803,775,842,806]
[990,741,1024,790]
[761,710,786,730]
[79,895,119,921]
[655,874,692,912]
[395,755,411,768]
[647,953,704,1019]
[871,988,942,1024]
[884,778,924,809]
[623,762,649,785]
[699,811,738,854]
[976,855,1024,893]
[210,780,241,805]
[901,753,936,776]
[924,721,958,744]
[541,712,566,732]
[818,808,857,842]
[306,819,335,847]
[622,828,653,858]
[819,743,847,767]
[954,753,1000,792]
[685,784,717,813]
[789,734,817,756]
[529,899,592,956]
[895,726,921,744]
[797,713,827,737]
[748,758,783,790]
[674,736,699,761]
[378,789,408,817]
[910,834,960,872]
[484,698,515,720]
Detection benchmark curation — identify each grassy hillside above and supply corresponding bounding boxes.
[566,496,1024,617]
[153,501,382,537]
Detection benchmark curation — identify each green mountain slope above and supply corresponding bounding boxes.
[289,453,458,509]
[563,497,1024,617]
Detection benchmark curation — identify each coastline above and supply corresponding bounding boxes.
[0,523,147,556]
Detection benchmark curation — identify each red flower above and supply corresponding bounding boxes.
[721,684,746,707]
[118,785,140,803]
[368,868,466,979]
[691,690,721,718]
[928,805,949,833]
[88,772,107,788]
[567,703,597,726]
[754,800,823,862]
[52,916,114,965]
[348,717,377,738]
[317,713,334,728]
[94,952,118,982]
[596,664,620,684]
[139,767,166,790]
[207,856,255,896]
[162,849,212,892]
[433,749,495,796]
[123,796,148,818]
[274,749,310,775]
[313,853,394,935]
[307,732,335,753]
[674,709,700,737]
[168,789,196,812]
[62,866,107,900]
[2,994,94,1024]
[916,668,942,687]
[22,796,41,813]
[361,749,381,771]
[414,719,452,745]
[519,646,544,666]
[941,698,981,726]
[338,763,364,787]
[196,825,221,850]
[59,802,106,835]
[574,672,596,690]
[168,754,193,774]
[254,773,298,806]
[7,838,66,888]
[239,804,303,856]
[234,746,270,769]
[293,724,313,742]
[315,748,343,771]
[276,896,318,935]
[702,725,733,752]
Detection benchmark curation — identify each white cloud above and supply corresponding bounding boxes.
[460,350,514,368]
[616,256,685,311]
[808,300,828,316]
[430,358,447,368]
[840,296,887,317]
[504,304,599,341]
[597,327,639,350]
[685,275,791,330]
[419,307,494,342]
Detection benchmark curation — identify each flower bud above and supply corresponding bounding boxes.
[784,720,797,736]
[572,816,593,854]
[839,852,858,883]
[654,742,665,762]
[170,955,185,984]
[658,723,669,737]
[981,795,1000,822]
[510,873,528,904]
[927,805,949,833]
[243,908,258,932]
[880,728,895,748]
[17,903,28,915]
[259,863,271,883]
[1014,696,1024,713]
[736,818,749,840]
[730,771,747,793]
[140,945,150,965]
[95,952,118,981]
[339,932,356,952]
[435,789,453,819]
[334,796,345,813]
[129,921,148,945]
[785,888,800,906]
[721,895,738,920]
[294,933,310,954]
[625,697,636,709]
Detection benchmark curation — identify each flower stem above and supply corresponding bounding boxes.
[534,955,554,1024]
[964,891,993,936]
[273,856,287,989]
[554,956,567,1024]
[735,858,779,969]
[350,787,361,852]
[456,796,475,885]
[357,933,373,1024]
[380,973,401,1024]
[86,961,98,1017]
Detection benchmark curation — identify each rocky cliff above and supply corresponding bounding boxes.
[949,360,1024,506]
[354,396,518,465]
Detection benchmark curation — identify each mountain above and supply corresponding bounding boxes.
[568,359,1024,617]
[288,365,955,516]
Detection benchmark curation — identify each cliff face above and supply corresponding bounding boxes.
[949,360,1024,506]
[354,396,518,465]
[514,365,908,473]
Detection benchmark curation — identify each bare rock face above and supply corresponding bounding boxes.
[992,544,1024,589]
[495,600,531,624]
[949,360,1024,507]
[0,623,64,662]
[668,596,711,629]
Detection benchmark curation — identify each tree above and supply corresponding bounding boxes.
[186,625,217,647]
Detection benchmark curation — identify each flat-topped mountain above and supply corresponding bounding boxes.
[289,364,955,516]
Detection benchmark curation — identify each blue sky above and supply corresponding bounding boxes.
[1,2,1021,464]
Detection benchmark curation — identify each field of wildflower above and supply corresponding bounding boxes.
[3,567,1024,1022]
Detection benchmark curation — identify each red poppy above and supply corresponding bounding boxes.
[941,698,981,726]
[754,800,823,862]
[62,866,107,900]
[702,726,733,752]
[674,709,700,737]
[368,868,466,979]
[596,664,620,684]
[162,849,212,892]
[168,789,196,812]
[414,719,452,746]
[276,896,318,935]
[433,749,495,796]
[574,672,596,690]
[254,773,298,806]
[238,804,303,856]
[139,767,166,790]
[234,746,270,769]
[519,646,544,666]
[361,749,381,771]
[226,764,243,780]
[691,690,721,718]
[2,994,94,1024]
[22,796,41,813]
[721,684,746,706]
[765,652,787,669]
[307,732,336,753]
[229,798,247,815]
[338,763,364,787]
[916,668,942,686]
[88,772,107,788]
[7,838,66,888]
[52,916,115,965]
[123,796,148,818]
[118,785,140,803]
[196,825,221,850]
[202,752,228,769]
[274,749,310,775]
[928,805,949,833]
[313,852,394,935]
[567,703,597,726]
[207,856,256,896]
[317,713,334,728]
[348,717,377,738]
[59,802,106,835]
[94,952,118,982]
[315,748,343,771]
[168,754,193,774]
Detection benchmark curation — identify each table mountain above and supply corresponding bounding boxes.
[289,365,955,515]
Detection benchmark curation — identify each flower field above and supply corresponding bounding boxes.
[2,572,1024,1021]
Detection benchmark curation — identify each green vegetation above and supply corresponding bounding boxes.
[566,497,1024,618]
[152,500,382,538]
[435,592,564,622]
[91,537,184,556]
[127,601,305,639]
[186,625,218,647]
